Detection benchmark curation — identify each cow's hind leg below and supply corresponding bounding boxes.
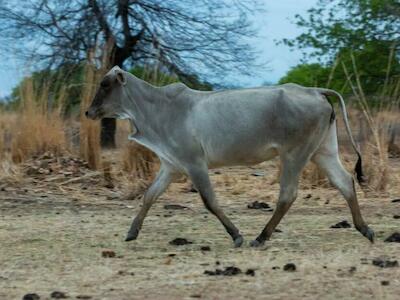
[312,150,374,242]
[125,164,176,242]
[250,153,308,247]
[188,165,243,247]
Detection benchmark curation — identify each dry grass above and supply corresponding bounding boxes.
[79,63,102,170]
[1,159,400,300]
[10,79,67,163]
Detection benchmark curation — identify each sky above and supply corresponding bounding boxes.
[0,0,318,97]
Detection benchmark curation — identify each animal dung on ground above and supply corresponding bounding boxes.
[50,291,68,299]
[169,238,193,246]
[101,249,116,258]
[384,232,400,243]
[372,258,399,268]
[330,220,351,228]
[283,263,297,272]
[164,204,188,210]
[204,266,242,276]
[245,269,256,276]
[23,294,40,300]
[247,201,273,211]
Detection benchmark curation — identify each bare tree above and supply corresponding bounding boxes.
[0,0,262,147]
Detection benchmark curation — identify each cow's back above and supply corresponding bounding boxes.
[188,84,332,167]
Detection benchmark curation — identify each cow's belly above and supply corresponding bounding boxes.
[204,141,280,168]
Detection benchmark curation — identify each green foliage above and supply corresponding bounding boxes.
[280,41,400,96]
[279,63,331,87]
[282,0,400,96]
[11,64,85,116]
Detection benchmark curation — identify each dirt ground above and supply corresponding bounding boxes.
[1,158,400,300]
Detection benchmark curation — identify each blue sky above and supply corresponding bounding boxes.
[0,0,317,97]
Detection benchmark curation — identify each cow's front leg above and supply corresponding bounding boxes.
[125,164,176,242]
[188,165,243,247]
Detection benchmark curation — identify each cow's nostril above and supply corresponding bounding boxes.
[85,111,89,117]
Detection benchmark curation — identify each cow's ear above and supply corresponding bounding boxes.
[115,69,127,85]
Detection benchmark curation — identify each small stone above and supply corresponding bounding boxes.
[381,280,390,286]
[391,199,400,203]
[283,263,296,272]
[393,215,400,219]
[200,246,211,251]
[76,296,92,299]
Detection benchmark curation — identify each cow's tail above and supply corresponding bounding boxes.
[318,88,366,185]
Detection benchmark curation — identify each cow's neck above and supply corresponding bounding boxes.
[123,75,171,142]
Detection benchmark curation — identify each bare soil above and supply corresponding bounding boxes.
[1,159,400,300]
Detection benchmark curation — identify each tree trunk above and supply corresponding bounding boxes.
[99,50,126,148]
[100,118,117,148]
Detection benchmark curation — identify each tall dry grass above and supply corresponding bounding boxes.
[10,79,67,163]
[79,63,102,170]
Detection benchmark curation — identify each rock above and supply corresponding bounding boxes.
[372,258,399,268]
[384,232,400,243]
[381,280,390,286]
[283,263,296,272]
[50,291,68,299]
[169,238,193,246]
[393,215,400,219]
[391,198,400,203]
[23,294,40,300]
[164,204,188,210]
[330,220,351,228]
[101,249,116,258]
[204,266,242,276]
[247,201,273,211]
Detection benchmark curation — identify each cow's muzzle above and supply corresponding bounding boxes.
[85,107,104,120]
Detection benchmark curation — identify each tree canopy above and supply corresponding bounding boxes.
[280,0,400,96]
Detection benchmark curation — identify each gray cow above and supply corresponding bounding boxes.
[86,66,374,247]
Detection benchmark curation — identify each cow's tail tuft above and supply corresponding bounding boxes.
[318,88,366,185]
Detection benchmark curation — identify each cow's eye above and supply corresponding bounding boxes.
[100,81,110,88]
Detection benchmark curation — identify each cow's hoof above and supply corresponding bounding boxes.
[125,229,139,242]
[233,236,244,248]
[357,225,375,243]
[250,239,264,247]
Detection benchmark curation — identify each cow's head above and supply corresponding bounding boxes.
[85,66,128,120]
